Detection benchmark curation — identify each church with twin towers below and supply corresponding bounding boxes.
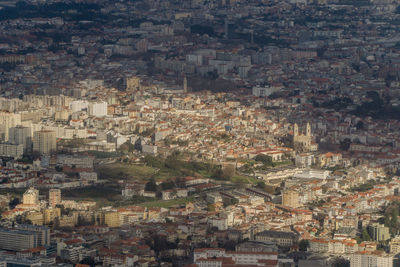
[293,122,318,152]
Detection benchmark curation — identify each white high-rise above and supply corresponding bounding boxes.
[0,111,21,141]
[88,101,107,117]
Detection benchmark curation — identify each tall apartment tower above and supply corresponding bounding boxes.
[9,125,32,153]
[33,130,56,155]
[49,189,61,207]
[0,111,21,141]
[282,189,300,208]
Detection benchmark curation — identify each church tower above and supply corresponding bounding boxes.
[306,122,311,137]
[294,123,299,137]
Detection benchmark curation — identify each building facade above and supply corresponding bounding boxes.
[33,130,56,155]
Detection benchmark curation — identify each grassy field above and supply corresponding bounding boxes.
[62,185,123,206]
[138,196,195,208]
[152,168,180,180]
[97,163,159,181]
[231,175,259,184]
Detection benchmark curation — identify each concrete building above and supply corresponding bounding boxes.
[105,211,121,228]
[390,235,400,254]
[0,111,21,141]
[16,225,50,246]
[0,142,24,159]
[368,223,390,242]
[44,207,61,225]
[33,130,56,155]
[350,252,393,267]
[0,256,53,266]
[282,189,300,208]
[69,100,89,113]
[25,211,44,225]
[252,86,279,97]
[194,248,279,266]
[254,230,298,247]
[88,101,107,117]
[23,187,39,205]
[49,189,61,208]
[60,246,84,263]
[0,228,37,251]
[9,125,32,153]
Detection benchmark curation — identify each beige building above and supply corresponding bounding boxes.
[33,130,56,155]
[105,211,121,228]
[57,213,78,228]
[44,207,61,225]
[49,189,61,207]
[126,76,140,91]
[23,187,39,205]
[54,109,70,122]
[390,235,400,254]
[282,189,300,208]
[25,211,44,225]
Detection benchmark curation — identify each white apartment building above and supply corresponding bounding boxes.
[350,252,393,267]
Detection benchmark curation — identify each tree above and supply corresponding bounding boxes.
[31,151,41,160]
[257,181,266,189]
[361,228,372,241]
[55,165,63,172]
[384,213,391,227]
[80,257,95,266]
[9,198,20,209]
[340,138,351,151]
[299,239,309,251]
[254,154,272,164]
[145,178,158,192]
[392,208,399,227]
[332,257,350,267]
[207,204,215,212]
[165,152,180,170]
[223,198,238,207]
[356,121,364,130]
[160,181,174,190]
[221,165,235,180]
[118,143,129,153]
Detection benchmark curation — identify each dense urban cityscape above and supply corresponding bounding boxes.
[0,0,399,266]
